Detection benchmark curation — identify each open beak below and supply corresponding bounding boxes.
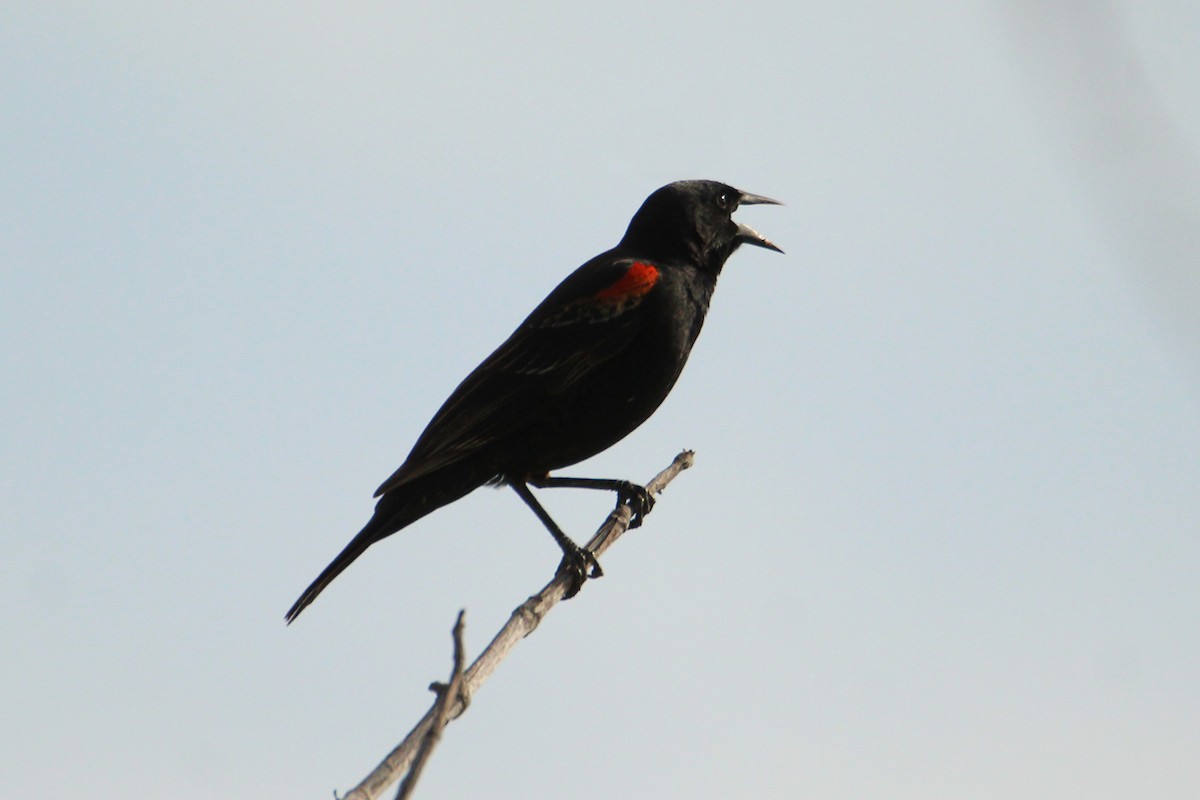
[735,191,783,253]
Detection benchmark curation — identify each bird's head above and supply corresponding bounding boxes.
[620,180,782,275]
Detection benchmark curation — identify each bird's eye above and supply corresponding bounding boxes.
[715,191,734,210]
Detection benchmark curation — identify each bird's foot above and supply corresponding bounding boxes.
[616,481,656,528]
[557,545,603,599]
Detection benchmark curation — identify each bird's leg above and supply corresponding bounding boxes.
[511,482,602,599]
[528,475,656,528]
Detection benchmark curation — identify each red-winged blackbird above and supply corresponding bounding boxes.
[285,180,780,622]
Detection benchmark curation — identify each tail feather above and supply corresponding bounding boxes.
[285,472,483,623]
[285,517,387,624]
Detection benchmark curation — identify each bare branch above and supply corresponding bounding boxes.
[340,450,695,800]
[393,610,467,800]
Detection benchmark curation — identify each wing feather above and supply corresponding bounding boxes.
[373,258,656,496]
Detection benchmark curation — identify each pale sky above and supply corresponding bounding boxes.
[3,2,1199,798]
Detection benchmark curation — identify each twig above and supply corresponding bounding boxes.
[340,450,695,800]
[393,610,467,800]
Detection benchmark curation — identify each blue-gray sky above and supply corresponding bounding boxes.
[3,2,1198,798]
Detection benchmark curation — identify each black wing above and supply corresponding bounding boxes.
[374,256,660,495]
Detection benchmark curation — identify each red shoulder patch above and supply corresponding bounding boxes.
[594,261,659,301]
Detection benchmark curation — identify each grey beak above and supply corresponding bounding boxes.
[735,190,784,253]
[737,191,782,206]
[736,222,784,253]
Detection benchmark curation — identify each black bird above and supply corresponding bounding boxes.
[286,180,781,622]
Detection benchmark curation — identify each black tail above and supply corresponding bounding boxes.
[284,519,380,624]
[285,472,482,623]
[285,490,432,624]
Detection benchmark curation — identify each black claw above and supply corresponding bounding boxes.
[616,481,655,528]
[557,546,603,599]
